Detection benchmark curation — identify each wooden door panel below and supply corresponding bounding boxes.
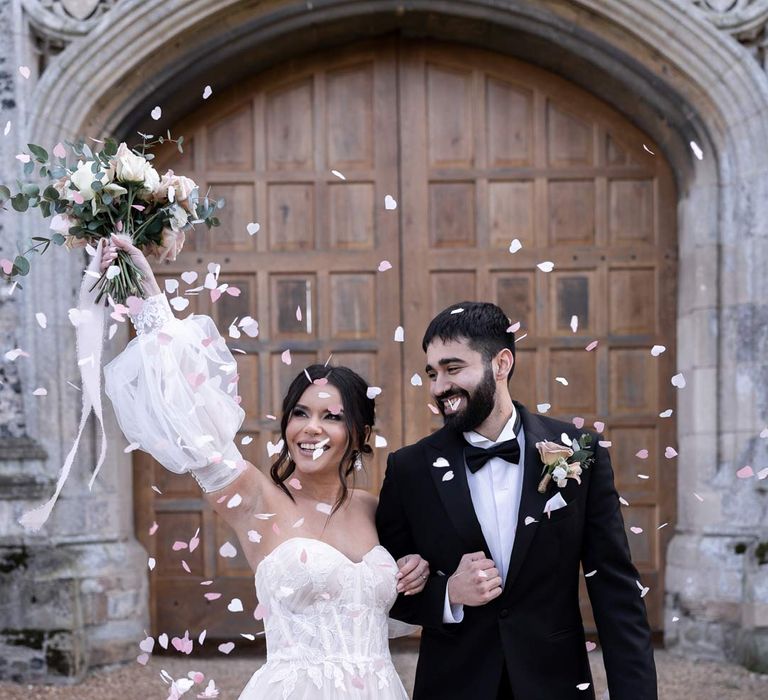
[135,38,677,640]
[136,41,401,639]
[400,42,677,633]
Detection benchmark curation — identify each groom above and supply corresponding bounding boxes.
[376,301,657,699]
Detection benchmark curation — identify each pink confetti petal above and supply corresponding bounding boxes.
[149,521,158,536]
[217,642,234,655]
[281,349,292,365]
[572,417,585,429]
[181,560,191,573]
[665,446,678,458]
[593,421,605,433]
[585,340,599,351]
[1,259,14,275]
[210,288,222,303]
[226,287,241,297]
[204,592,222,601]
[737,465,754,479]
[53,142,66,158]
[378,260,392,272]
[172,541,188,551]
[585,641,597,652]
[136,653,149,666]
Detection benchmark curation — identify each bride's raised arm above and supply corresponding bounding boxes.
[101,236,267,528]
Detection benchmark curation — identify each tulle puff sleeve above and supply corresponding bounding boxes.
[104,294,246,492]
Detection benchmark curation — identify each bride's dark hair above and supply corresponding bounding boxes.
[270,364,375,513]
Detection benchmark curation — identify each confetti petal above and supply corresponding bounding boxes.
[384,194,397,210]
[393,326,404,342]
[442,470,455,482]
[331,169,346,180]
[537,261,555,272]
[19,65,30,79]
[217,642,235,654]
[508,238,522,254]
[736,465,754,479]
[367,386,382,399]
[651,345,666,357]
[227,598,244,613]
[671,373,686,388]
[246,222,260,236]
[219,541,237,558]
[537,403,551,413]
[151,106,162,120]
[410,373,422,386]
[378,260,392,272]
[665,446,678,458]
[281,349,292,365]
[203,85,213,99]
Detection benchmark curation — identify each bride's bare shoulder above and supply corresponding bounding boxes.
[351,488,378,517]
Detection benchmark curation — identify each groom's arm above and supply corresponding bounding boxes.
[376,453,452,631]
[581,439,658,700]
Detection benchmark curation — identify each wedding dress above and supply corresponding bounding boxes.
[103,295,410,700]
[240,537,408,699]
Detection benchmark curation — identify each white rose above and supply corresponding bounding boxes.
[69,160,106,201]
[168,203,189,231]
[142,164,160,193]
[114,142,150,183]
[552,465,568,487]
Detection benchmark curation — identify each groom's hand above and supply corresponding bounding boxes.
[447,552,502,606]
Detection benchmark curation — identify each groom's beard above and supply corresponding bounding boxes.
[437,365,496,434]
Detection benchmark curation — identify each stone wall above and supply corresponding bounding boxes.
[0,0,149,682]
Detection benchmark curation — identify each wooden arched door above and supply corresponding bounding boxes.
[134,39,676,640]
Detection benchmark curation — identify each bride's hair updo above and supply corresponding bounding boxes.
[270,364,375,512]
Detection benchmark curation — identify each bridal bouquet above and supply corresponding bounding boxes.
[0,133,220,303]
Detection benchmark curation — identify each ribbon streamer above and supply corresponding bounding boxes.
[19,242,108,531]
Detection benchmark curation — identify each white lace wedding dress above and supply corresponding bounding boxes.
[240,537,408,699]
[103,295,409,700]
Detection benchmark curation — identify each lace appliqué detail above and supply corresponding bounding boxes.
[130,294,173,335]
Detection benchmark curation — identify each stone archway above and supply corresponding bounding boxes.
[8,0,768,676]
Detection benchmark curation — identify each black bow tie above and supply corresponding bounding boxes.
[464,438,521,473]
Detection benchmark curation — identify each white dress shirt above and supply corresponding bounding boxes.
[443,409,525,623]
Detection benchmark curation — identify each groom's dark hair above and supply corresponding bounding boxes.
[422,301,515,380]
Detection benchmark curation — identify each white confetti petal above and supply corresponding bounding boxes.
[331,169,346,180]
[508,238,522,254]
[410,373,422,386]
[433,458,449,467]
[227,493,243,509]
[35,312,47,328]
[203,85,213,99]
[219,541,237,558]
[690,140,703,160]
[537,403,551,413]
[671,373,686,388]
[375,435,388,448]
[316,502,333,515]
[570,315,578,333]
[442,470,454,482]
[393,326,404,342]
[151,106,162,120]
[384,194,397,210]
[537,261,554,272]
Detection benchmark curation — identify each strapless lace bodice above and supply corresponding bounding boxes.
[239,537,408,699]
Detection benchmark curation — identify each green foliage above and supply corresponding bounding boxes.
[27,144,49,163]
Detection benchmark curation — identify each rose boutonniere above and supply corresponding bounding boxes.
[536,435,595,493]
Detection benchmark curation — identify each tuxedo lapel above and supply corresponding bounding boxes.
[426,427,490,554]
[502,403,551,596]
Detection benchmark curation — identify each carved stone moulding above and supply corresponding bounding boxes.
[22,0,118,44]
[693,0,768,38]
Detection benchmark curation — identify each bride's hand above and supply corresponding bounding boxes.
[396,554,430,596]
[99,235,161,296]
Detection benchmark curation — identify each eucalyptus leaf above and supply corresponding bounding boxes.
[21,183,39,198]
[23,160,35,176]
[11,194,29,212]
[0,185,10,201]
[43,185,60,201]
[13,255,30,276]
[28,143,49,162]
[51,233,66,246]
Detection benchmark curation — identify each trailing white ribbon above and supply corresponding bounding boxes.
[19,243,108,531]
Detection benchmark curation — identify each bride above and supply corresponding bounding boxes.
[100,236,429,699]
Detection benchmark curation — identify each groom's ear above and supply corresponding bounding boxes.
[494,349,514,381]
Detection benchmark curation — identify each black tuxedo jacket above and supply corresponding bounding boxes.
[376,402,657,700]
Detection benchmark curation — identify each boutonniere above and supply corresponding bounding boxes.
[536,435,595,494]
